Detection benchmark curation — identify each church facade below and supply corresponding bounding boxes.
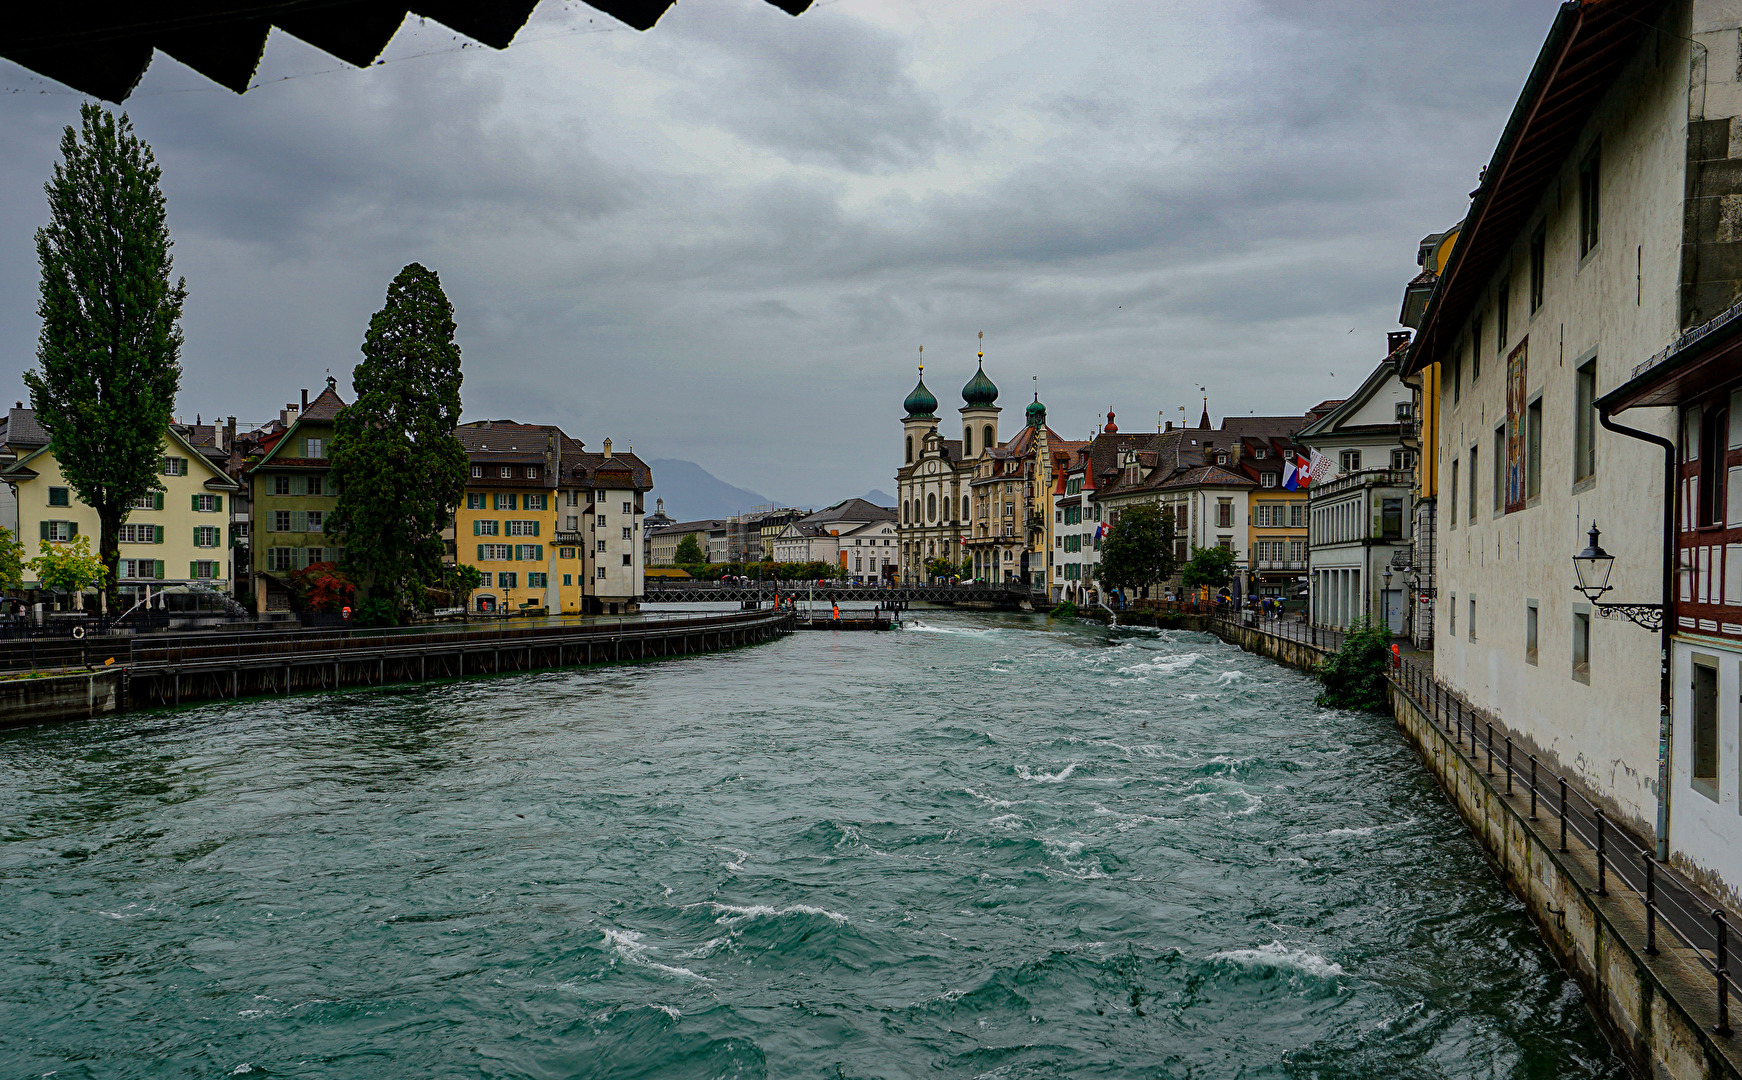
[894,344,1070,584]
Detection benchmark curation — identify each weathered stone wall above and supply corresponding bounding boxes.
[0,670,123,730]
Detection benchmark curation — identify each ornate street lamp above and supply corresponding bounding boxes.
[1571,521,1662,631]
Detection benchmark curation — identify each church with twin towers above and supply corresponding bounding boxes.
[894,336,1069,585]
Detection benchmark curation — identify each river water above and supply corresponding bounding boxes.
[0,611,1622,1078]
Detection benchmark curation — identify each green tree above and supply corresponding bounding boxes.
[673,533,704,566]
[327,264,468,615]
[0,528,25,591]
[25,104,185,613]
[1098,504,1177,593]
[924,556,957,581]
[1316,618,1393,711]
[28,535,108,605]
[1181,545,1237,590]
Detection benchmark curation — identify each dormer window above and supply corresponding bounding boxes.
[499,465,513,478]
[1254,448,1267,459]
[1215,453,1228,466]
[527,465,540,479]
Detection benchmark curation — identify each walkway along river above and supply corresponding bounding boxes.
[0,611,1624,1077]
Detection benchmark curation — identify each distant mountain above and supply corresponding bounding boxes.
[647,459,772,522]
[864,489,895,507]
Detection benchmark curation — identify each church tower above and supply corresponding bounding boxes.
[960,331,1000,458]
[902,348,938,468]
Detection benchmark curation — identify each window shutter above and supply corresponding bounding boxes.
[192,494,200,511]
[534,545,543,561]
[293,511,306,532]
[154,525,163,544]
[477,544,485,561]
[191,561,198,578]
[39,521,47,541]
[215,495,223,512]
[155,560,165,580]
[473,520,481,536]
[69,522,78,538]
[291,476,305,497]
[531,521,539,536]
[154,492,164,511]
[194,528,200,546]
[509,494,517,511]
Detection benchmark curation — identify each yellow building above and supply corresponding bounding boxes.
[454,421,578,614]
[1398,221,1460,645]
[0,407,241,605]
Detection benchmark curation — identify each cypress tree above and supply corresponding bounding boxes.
[327,263,468,614]
[25,104,185,613]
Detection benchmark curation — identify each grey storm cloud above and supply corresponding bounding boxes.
[0,0,1556,509]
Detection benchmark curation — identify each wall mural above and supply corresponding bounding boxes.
[1505,337,1529,513]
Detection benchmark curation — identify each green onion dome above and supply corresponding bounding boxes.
[962,363,999,407]
[904,372,938,419]
[1026,397,1046,428]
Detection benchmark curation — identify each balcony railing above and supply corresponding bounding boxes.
[1307,467,1413,500]
[1253,559,1306,571]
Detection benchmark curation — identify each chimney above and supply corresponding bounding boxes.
[226,416,236,452]
[603,437,613,458]
[1387,330,1412,356]
[1164,420,1173,432]
[281,403,299,428]
[301,388,309,411]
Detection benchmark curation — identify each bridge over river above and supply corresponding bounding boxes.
[642,580,1036,606]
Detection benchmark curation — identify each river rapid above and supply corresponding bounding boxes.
[0,610,1623,1078]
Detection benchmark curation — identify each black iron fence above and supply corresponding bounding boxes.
[1209,612,1739,1036]
[1392,657,1737,1037]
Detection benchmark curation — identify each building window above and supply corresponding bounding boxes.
[1468,595,1476,641]
[927,493,937,521]
[268,548,294,571]
[1493,425,1506,512]
[471,465,483,478]
[1574,357,1597,482]
[193,493,220,512]
[905,436,913,464]
[478,572,493,587]
[273,510,292,533]
[1391,449,1414,471]
[1381,498,1403,539]
[1495,275,1510,352]
[1468,445,1478,523]
[1578,145,1600,257]
[274,475,291,495]
[494,493,516,511]
[1571,609,1591,683]
[983,425,994,451]
[1450,342,1463,404]
[1450,594,1456,635]
[117,523,158,544]
[515,544,542,561]
[194,526,221,548]
[527,466,540,480]
[129,493,157,510]
[478,544,510,561]
[1525,600,1538,665]
[191,560,219,579]
[1471,314,1483,383]
[1698,400,1730,526]
[622,554,632,566]
[162,456,188,476]
[1692,659,1719,799]
[597,567,607,579]
[524,494,547,511]
[596,540,606,552]
[304,438,324,459]
[1529,226,1546,312]
[307,476,324,497]
[1340,450,1361,473]
[1526,396,1544,502]
[563,574,572,586]
[622,527,632,540]
[467,493,486,510]
[560,547,575,559]
[305,511,323,534]
[528,572,547,588]
[1216,500,1233,529]
[1395,402,1414,422]
[48,487,69,507]
[499,572,518,589]
[475,519,500,536]
[506,520,539,537]
[1261,472,1277,488]
[499,466,513,479]
[622,501,633,515]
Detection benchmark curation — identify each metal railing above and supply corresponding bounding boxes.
[1390,656,1738,1036]
[1208,613,1345,654]
[1207,612,1740,1035]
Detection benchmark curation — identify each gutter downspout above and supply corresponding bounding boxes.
[1598,405,1677,862]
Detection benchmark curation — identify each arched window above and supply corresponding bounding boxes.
[905,436,913,463]
[964,428,973,456]
[902,501,909,524]
[927,493,937,521]
[983,425,994,451]
[962,495,970,519]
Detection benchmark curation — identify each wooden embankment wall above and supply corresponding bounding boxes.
[0,610,793,727]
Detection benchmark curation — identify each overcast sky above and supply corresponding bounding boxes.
[0,0,1553,507]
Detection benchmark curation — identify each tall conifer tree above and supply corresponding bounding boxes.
[26,104,185,613]
[327,263,467,614]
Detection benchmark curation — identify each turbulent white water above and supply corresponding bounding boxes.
[0,609,1622,1077]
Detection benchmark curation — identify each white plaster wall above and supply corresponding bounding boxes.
[1435,23,1686,836]
[1670,640,1742,905]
